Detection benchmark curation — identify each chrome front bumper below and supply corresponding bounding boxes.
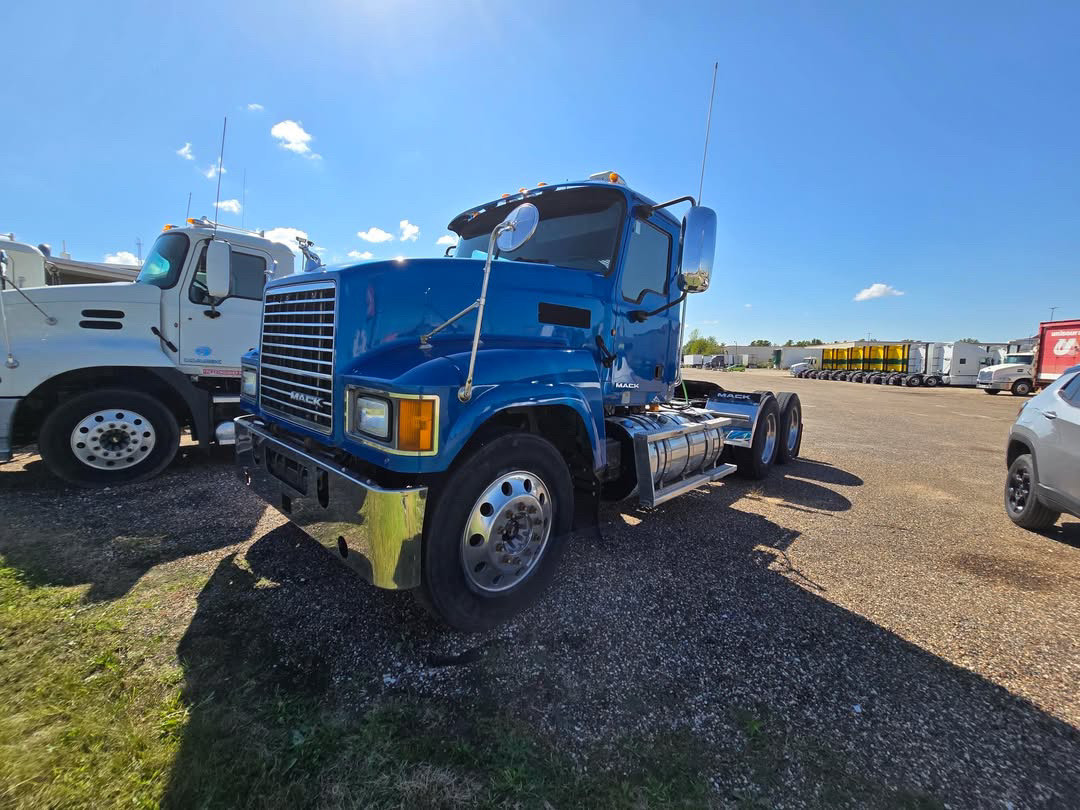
[976,380,1007,390]
[234,415,426,590]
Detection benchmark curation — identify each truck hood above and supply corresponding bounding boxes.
[275,257,611,382]
[983,363,1031,375]
[1,280,159,307]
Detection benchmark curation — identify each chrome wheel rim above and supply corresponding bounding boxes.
[786,405,800,453]
[1007,467,1030,513]
[461,470,552,594]
[761,412,778,465]
[70,408,156,471]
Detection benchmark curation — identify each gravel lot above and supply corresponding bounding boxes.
[2,369,1078,807]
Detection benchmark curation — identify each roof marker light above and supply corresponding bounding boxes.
[163,224,175,230]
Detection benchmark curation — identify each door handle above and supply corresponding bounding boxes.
[1043,410,1057,419]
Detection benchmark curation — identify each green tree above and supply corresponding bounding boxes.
[749,339,772,347]
[682,329,726,355]
[957,337,980,344]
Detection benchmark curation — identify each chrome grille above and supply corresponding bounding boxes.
[977,369,992,383]
[259,280,336,433]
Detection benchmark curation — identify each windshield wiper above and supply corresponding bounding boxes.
[510,257,550,264]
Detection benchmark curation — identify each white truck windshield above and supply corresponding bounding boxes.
[136,232,190,289]
[1004,354,1033,364]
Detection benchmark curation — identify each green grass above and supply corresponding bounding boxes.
[0,551,942,809]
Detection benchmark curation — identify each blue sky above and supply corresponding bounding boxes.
[3,0,1078,343]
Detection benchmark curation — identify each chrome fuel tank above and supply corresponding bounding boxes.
[605,408,735,506]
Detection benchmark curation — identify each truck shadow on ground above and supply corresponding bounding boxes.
[0,449,259,602]
[163,461,1079,808]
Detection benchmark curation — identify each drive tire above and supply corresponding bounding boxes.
[983,388,1000,395]
[1004,454,1059,530]
[924,376,940,388]
[1011,380,1032,396]
[38,388,180,488]
[415,431,573,632]
[906,375,922,387]
[733,395,779,479]
[776,392,802,464]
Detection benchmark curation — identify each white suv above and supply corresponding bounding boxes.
[1005,365,1080,530]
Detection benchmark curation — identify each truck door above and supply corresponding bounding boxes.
[609,214,678,403]
[177,242,269,376]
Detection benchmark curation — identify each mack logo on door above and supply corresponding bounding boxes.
[289,391,325,408]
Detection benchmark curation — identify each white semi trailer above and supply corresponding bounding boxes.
[0,218,319,486]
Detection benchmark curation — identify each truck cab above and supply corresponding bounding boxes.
[0,219,306,485]
[977,352,1035,396]
[235,174,805,631]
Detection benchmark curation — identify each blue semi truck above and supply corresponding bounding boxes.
[227,172,804,631]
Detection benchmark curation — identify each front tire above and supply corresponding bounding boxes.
[416,432,573,632]
[1004,454,1059,530]
[38,388,180,488]
[983,388,1001,395]
[1011,380,1032,396]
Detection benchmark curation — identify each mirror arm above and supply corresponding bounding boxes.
[636,195,697,217]
[458,222,511,403]
[629,291,687,323]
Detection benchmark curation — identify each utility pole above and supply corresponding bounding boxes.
[135,237,142,263]
[1049,306,1059,322]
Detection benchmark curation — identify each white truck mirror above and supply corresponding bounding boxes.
[677,206,716,294]
[205,239,231,299]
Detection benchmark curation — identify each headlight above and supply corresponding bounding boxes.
[241,368,258,397]
[354,395,390,439]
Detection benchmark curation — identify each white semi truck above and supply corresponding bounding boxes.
[0,235,140,287]
[0,218,318,486]
[976,351,1036,396]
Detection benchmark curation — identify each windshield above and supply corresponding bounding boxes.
[136,232,190,288]
[453,187,625,273]
[1004,354,1033,364]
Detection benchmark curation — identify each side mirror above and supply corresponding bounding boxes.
[677,206,716,294]
[495,202,540,253]
[205,239,231,299]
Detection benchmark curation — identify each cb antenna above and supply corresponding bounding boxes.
[185,191,192,220]
[698,61,718,205]
[212,116,227,234]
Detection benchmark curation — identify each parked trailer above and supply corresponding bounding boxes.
[1036,319,1080,388]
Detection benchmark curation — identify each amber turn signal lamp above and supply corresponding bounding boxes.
[398,399,435,452]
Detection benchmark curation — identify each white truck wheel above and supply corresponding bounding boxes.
[38,389,181,487]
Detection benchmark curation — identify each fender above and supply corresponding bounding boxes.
[332,346,606,475]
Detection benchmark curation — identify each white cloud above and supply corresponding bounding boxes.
[399,219,420,242]
[436,234,458,247]
[347,250,374,260]
[270,120,320,158]
[203,165,226,179]
[247,103,264,111]
[357,226,394,243]
[214,199,242,214]
[260,227,309,253]
[176,142,194,160]
[104,251,140,266]
[854,282,905,302]
[744,303,752,309]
